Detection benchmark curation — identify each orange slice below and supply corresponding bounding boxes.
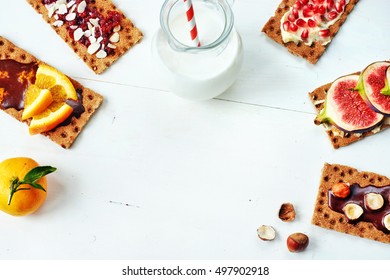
[29,102,73,135]
[22,85,53,121]
[28,63,77,134]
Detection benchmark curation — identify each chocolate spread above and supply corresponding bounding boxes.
[329,183,390,233]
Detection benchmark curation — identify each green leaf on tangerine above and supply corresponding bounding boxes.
[23,166,57,184]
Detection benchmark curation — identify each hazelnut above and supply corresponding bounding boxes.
[286,232,309,253]
[331,182,351,198]
[342,203,363,220]
[278,202,296,222]
[257,225,276,241]
[364,193,384,211]
[383,214,390,231]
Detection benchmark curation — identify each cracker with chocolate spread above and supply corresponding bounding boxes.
[262,0,359,64]
[0,36,103,148]
[312,163,390,244]
[26,0,143,74]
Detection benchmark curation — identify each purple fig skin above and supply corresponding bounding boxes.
[316,74,384,133]
[356,61,390,116]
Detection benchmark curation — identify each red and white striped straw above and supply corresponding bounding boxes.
[183,0,201,47]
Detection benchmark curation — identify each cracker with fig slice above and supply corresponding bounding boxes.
[26,0,143,74]
[262,0,359,64]
[312,163,390,244]
[310,61,390,149]
[0,36,103,148]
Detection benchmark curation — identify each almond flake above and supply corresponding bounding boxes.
[89,36,96,44]
[70,25,78,30]
[53,20,64,27]
[107,43,116,49]
[113,25,121,32]
[109,32,120,43]
[97,36,103,43]
[96,50,107,59]
[70,3,77,14]
[66,13,76,21]
[87,42,100,55]
[77,1,87,14]
[74,28,84,41]
[67,0,76,8]
[89,18,99,27]
[57,3,67,15]
[84,30,92,37]
[46,5,56,18]
[54,14,59,20]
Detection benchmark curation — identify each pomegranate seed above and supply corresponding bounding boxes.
[326,0,334,10]
[318,5,326,14]
[292,8,299,18]
[319,29,330,37]
[301,29,309,40]
[301,0,309,4]
[335,2,344,12]
[282,21,290,32]
[328,11,338,20]
[288,13,297,22]
[307,4,314,10]
[303,7,314,17]
[313,0,325,3]
[296,18,307,27]
[293,1,303,9]
[312,5,319,13]
[289,23,298,32]
[308,19,317,27]
[340,0,346,6]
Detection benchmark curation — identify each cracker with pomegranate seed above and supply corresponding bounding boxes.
[262,0,359,64]
[312,163,390,244]
[309,74,390,149]
[26,0,143,74]
[0,36,103,148]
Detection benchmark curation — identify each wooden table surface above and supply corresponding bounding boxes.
[0,0,389,259]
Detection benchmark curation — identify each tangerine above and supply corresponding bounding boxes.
[0,157,49,216]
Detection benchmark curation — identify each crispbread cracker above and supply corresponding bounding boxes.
[312,163,390,244]
[26,0,143,74]
[262,0,359,64]
[0,36,103,149]
[309,74,390,149]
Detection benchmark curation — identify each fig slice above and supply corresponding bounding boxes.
[356,61,390,115]
[315,74,384,133]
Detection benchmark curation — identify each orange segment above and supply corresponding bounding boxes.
[22,85,53,121]
[25,63,78,134]
[35,63,77,100]
[29,102,73,135]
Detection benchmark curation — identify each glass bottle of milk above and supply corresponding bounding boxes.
[152,0,243,101]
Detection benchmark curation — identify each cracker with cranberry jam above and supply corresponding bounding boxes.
[312,163,390,244]
[262,0,359,64]
[27,0,143,74]
[0,36,103,148]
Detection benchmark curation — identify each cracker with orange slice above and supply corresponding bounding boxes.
[0,36,103,148]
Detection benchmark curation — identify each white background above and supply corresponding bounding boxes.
[0,0,389,260]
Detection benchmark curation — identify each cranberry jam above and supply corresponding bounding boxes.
[329,183,390,233]
[43,0,121,56]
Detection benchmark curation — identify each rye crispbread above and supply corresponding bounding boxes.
[0,36,103,149]
[312,163,390,244]
[26,0,143,74]
[262,0,359,64]
[309,73,390,149]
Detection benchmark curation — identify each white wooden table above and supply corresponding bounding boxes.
[0,0,389,260]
